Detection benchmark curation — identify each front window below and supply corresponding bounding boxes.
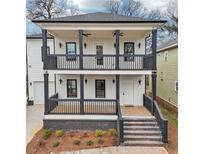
[124,42,134,61]
[96,45,103,65]
[67,79,77,97]
[66,42,76,60]
[95,80,105,98]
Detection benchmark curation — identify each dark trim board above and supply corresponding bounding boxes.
[43,119,117,130]
[32,20,167,24]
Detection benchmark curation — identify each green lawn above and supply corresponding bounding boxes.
[159,105,178,128]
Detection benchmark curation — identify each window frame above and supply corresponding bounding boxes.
[124,42,135,61]
[95,80,105,98]
[66,42,76,61]
[175,81,178,92]
[164,51,168,61]
[96,45,104,65]
[67,79,77,98]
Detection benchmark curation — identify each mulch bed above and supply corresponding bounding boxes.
[164,121,178,154]
[27,129,119,154]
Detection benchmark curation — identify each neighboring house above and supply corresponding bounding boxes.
[26,33,55,104]
[147,38,178,109]
[32,12,168,145]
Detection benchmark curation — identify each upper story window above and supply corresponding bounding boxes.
[124,42,134,61]
[41,46,50,61]
[96,45,103,65]
[164,51,168,61]
[95,80,105,98]
[175,81,178,92]
[66,42,76,60]
[67,79,77,97]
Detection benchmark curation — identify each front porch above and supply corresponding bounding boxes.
[47,96,151,116]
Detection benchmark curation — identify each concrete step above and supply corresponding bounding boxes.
[124,130,162,136]
[124,125,160,131]
[124,121,158,126]
[123,116,156,121]
[124,135,162,141]
[123,140,163,146]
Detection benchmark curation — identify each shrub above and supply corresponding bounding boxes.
[73,139,80,145]
[85,140,93,146]
[52,141,60,147]
[97,138,104,145]
[43,129,52,140]
[55,129,64,137]
[95,129,104,137]
[108,128,116,136]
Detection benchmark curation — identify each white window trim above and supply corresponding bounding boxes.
[164,51,168,61]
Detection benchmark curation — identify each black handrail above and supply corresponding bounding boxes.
[153,100,168,143]
[143,94,168,143]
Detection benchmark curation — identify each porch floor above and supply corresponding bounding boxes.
[121,106,151,116]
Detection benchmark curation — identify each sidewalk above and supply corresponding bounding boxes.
[60,146,169,154]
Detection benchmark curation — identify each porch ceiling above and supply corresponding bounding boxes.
[48,30,150,38]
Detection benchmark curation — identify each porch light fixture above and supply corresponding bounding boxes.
[85,79,87,84]
[138,80,141,85]
[114,43,116,48]
[59,42,62,48]
[138,43,141,48]
[84,43,87,48]
[59,79,62,84]
[113,79,115,84]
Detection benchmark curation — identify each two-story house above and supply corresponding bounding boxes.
[32,12,168,146]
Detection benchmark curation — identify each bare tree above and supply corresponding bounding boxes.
[121,0,146,17]
[105,0,122,15]
[26,0,68,19]
[147,9,163,20]
[68,0,80,16]
[164,0,178,36]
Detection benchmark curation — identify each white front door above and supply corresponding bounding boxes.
[121,80,134,106]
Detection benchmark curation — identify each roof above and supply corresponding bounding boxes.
[32,12,166,23]
[158,37,178,52]
[26,33,53,39]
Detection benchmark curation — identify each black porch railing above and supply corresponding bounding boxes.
[43,54,153,70]
[143,94,168,143]
[47,97,117,115]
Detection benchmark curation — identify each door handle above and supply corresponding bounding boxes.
[123,92,125,95]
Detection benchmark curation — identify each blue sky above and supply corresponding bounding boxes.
[27,0,171,34]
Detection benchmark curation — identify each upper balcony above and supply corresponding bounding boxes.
[41,29,154,71]
[33,12,164,72]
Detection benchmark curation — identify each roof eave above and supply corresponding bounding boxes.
[32,20,167,24]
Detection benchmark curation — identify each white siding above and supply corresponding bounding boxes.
[56,74,145,105]
[27,38,55,102]
[54,36,145,55]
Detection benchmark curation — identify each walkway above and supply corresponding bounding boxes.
[26,104,44,144]
[60,146,169,154]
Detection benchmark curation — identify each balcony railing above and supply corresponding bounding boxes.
[44,54,153,70]
[47,96,117,115]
